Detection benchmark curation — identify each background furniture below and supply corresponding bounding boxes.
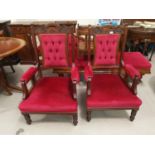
[126,27,155,61]
[75,25,92,68]
[0,20,20,73]
[0,37,26,95]
[123,52,151,77]
[18,32,79,125]
[121,19,155,60]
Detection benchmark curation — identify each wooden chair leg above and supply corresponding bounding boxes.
[22,113,32,125]
[73,114,78,126]
[10,65,15,73]
[130,109,138,121]
[86,111,91,122]
[149,49,154,61]
[0,67,12,95]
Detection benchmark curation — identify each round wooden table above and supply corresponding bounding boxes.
[0,37,26,95]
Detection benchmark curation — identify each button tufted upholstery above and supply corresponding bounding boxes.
[39,34,68,67]
[94,34,120,66]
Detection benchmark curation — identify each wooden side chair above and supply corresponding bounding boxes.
[84,26,142,122]
[18,27,79,125]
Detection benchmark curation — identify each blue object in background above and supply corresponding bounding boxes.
[98,19,121,26]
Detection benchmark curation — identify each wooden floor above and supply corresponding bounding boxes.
[0,54,155,134]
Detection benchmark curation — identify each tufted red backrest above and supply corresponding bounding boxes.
[94,34,120,66]
[39,34,68,68]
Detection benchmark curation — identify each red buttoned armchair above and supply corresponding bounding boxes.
[123,51,151,78]
[84,26,142,122]
[18,28,79,125]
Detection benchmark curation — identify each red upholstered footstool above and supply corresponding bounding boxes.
[123,52,151,76]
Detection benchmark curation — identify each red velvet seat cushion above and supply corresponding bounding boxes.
[19,77,77,113]
[87,74,142,109]
[123,52,151,70]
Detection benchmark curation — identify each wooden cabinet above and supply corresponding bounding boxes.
[10,24,37,64]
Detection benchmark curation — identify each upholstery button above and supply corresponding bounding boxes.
[102,49,104,52]
[60,57,63,60]
[54,57,56,60]
[100,41,102,45]
[49,49,52,52]
[113,40,116,44]
[108,49,111,52]
[56,49,58,53]
[98,56,102,59]
[44,41,48,45]
[58,41,61,44]
[47,57,50,60]
[110,56,113,59]
[104,56,107,59]
[106,41,109,44]
[51,41,54,45]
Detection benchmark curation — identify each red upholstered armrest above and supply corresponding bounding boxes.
[124,64,141,79]
[84,64,93,81]
[20,67,38,83]
[71,65,80,83]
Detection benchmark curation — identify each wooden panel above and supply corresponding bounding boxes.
[10,25,37,64]
[121,19,155,25]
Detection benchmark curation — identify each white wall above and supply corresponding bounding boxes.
[77,19,98,25]
[11,19,99,25]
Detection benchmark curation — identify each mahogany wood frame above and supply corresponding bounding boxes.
[76,24,92,60]
[85,25,140,122]
[20,25,78,125]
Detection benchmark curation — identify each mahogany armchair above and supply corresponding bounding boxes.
[84,26,142,122]
[123,51,151,77]
[18,31,79,125]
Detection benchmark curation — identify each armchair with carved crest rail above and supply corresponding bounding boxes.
[18,25,79,125]
[84,26,142,122]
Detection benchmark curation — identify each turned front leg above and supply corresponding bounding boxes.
[130,109,138,121]
[22,113,32,125]
[73,113,78,126]
[86,111,91,122]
